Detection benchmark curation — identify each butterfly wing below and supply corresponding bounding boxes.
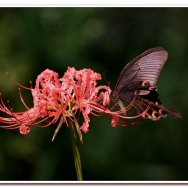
[111,47,182,120]
[112,47,167,97]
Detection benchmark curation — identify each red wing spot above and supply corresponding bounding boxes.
[142,113,149,119]
[159,109,165,114]
[152,111,160,120]
[142,80,150,86]
[149,86,157,91]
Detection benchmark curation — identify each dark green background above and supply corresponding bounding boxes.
[0,8,187,181]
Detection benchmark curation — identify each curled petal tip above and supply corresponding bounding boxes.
[111,115,119,127]
[19,125,30,135]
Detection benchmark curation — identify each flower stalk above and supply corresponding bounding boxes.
[69,119,83,181]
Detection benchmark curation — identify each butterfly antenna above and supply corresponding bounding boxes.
[103,71,110,87]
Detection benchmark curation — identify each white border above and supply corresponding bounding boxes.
[0,0,187,6]
[0,181,188,183]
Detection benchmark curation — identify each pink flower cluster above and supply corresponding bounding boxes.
[0,67,145,141]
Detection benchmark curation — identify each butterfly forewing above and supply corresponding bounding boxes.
[136,50,168,85]
[114,47,168,93]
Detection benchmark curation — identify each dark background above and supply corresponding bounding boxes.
[0,8,187,181]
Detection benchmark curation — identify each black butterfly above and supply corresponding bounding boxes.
[110,47,182,120]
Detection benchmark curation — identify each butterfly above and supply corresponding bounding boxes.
[110,47,182,120]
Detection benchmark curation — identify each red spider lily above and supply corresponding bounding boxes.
[0,67,148,142]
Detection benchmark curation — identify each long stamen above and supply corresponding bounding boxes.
[18,88,30,110]
[119,104,151,119]
[6,72,31,91]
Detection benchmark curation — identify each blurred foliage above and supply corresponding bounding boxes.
[0,7,187,181]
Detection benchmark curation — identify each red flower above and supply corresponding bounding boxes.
[0,67,147,142]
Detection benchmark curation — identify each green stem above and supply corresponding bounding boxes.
[69,119,83,181]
